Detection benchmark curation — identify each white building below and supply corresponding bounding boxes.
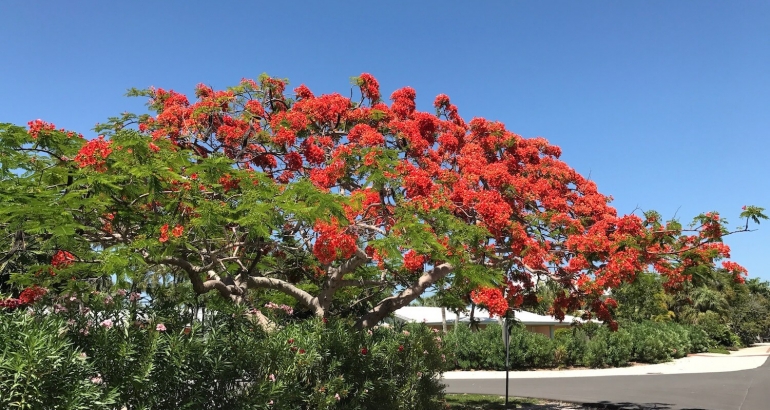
[390,306,590,338]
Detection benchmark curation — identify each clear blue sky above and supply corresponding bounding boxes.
[2,1,768,280]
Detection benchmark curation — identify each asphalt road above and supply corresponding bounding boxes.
[443,357,770,410]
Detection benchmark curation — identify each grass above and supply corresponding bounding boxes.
[707,347,730,354]
[444,394,539,409]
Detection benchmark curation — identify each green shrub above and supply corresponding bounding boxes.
[624,321,713,363]
[553,327,587,367]
[696,312,737,347]
[444,324,505,370]
[445,320,716,371]
[4,291,447,410]
[685,325,711,353]
[521,331,555,368]
[602,328,633,367]
[0,312,115,410]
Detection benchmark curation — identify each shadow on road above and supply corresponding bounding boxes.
[579,401,683,410]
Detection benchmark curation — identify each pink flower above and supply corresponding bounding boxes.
[129,292,141,302]
[335,393,341,401]
[100,319,113,329]
[269,374,276,382]
[90,376,103,384]
[116,289,127,297]
[264,302,293,315]
[156,323,166,332]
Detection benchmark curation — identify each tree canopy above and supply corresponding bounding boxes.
[0,73,765,328]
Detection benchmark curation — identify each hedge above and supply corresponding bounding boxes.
[444,320,714,370]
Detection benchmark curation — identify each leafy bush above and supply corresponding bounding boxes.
[2,292,447,410]
[695,312,737,348]
[685,325,711,353]
[583,327,633,368]
[553,327,588,367]
[0,312,115,410]
[520,330,555,368]
[444,324,505,370]
[445,320,714,371]
[628,322,676,363]
[624,321,714,363]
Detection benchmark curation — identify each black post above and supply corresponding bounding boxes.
[504,317,510,407]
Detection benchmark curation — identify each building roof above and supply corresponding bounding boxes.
[392,306,588,327]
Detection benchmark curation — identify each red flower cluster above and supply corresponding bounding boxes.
[19,286,47,304]
[470,287,508,317]
[313,219,356,265]
[159,224,184,243]
[219,174,240,193]
[74,136,112,171]
[722,261,748,283]
[402,250,426,272]
[51,250,76,268]
[159,224,170,243]
[0,298,21,309]
[27,119,56,139]
[358,73,381,101]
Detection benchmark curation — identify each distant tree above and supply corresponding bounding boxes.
[613,272,669,322]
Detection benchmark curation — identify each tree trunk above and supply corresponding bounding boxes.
[455,312,460,333]
[469,302,477,331]
[441,307,447,333]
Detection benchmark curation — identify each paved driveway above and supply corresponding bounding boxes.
[443,346,770,409]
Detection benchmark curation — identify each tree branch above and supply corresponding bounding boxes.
[246,276,322,315]
[355,263,453,328]
[317,247,370,311]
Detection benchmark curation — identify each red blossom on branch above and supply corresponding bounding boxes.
[403,250,426,272]
[51,250,76,268]
[313,218,356,265]
[74,136,112,171]
[27,119,56,139]
[470,287,509,317]
[159,224,170,243]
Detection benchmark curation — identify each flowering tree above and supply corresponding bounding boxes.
[0,74,764,328]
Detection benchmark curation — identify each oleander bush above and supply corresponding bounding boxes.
[0,292,447,410]
[0,312,116,410]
